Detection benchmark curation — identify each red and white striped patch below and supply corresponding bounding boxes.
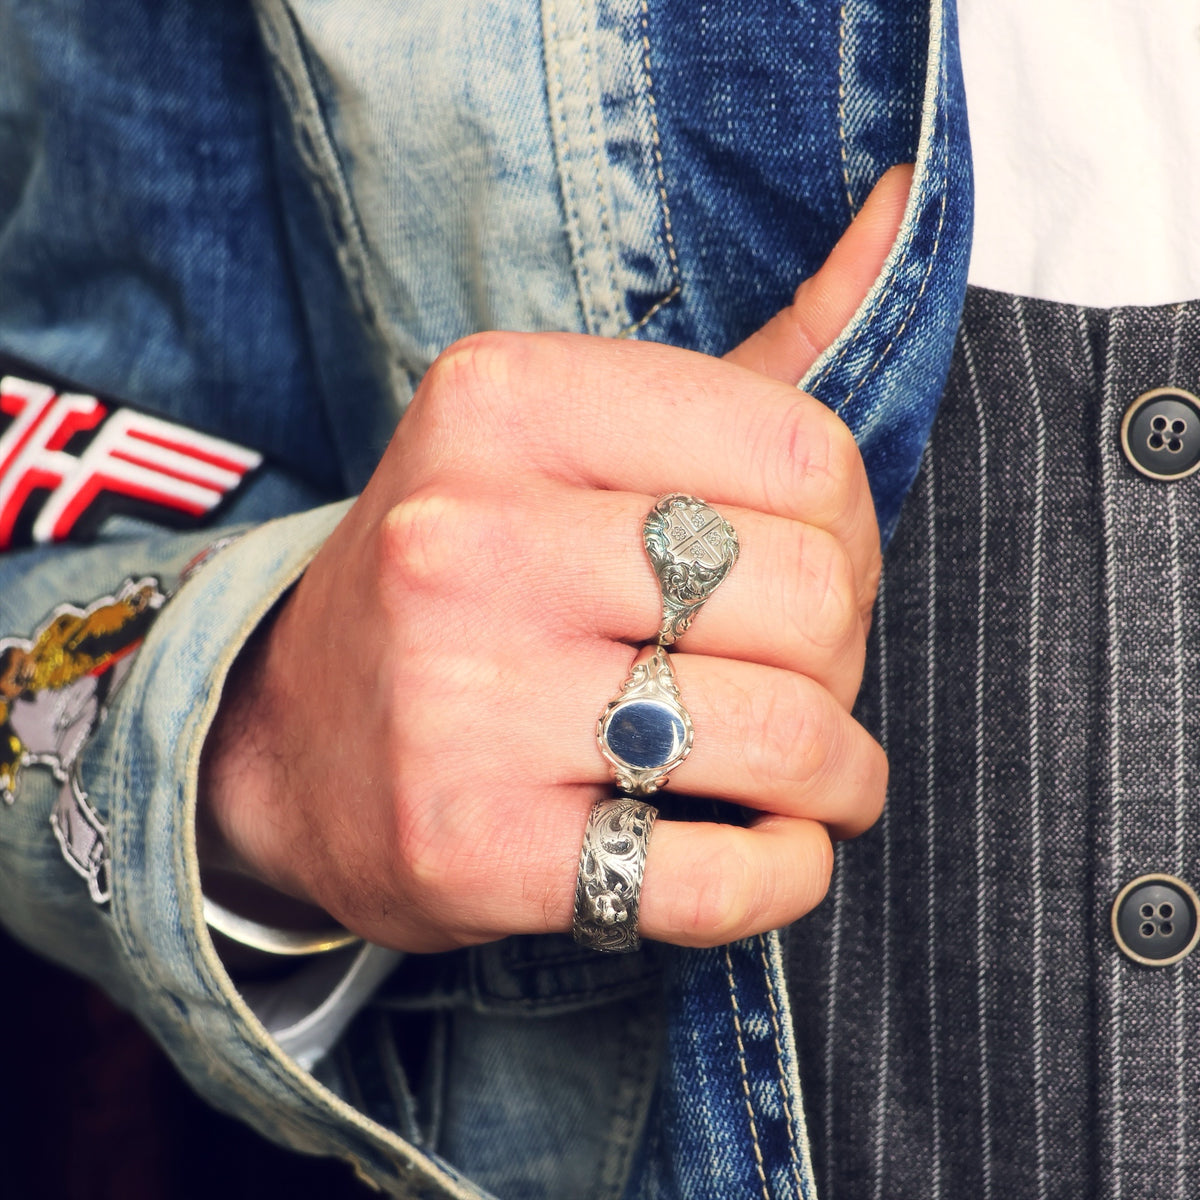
[0,375,262,548]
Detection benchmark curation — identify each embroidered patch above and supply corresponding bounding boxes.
[0,373,262,549]
[0,578,165,902]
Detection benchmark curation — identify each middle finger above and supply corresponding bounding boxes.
[495,482,870,707]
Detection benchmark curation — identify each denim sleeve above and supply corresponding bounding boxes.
[0,510,344,1070]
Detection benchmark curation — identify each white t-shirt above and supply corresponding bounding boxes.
[960,0,1200,305]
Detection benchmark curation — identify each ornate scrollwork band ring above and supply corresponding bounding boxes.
[572,797,657,953]
[597,646,693,794]
[643,493,739,645]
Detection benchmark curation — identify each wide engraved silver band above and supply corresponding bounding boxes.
[572,797,657,953]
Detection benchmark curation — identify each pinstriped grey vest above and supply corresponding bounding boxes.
[789,286,1200,1200]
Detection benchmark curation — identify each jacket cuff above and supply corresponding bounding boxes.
[76,503,486,1195]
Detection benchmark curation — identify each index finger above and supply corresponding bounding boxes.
[409,330,880,586]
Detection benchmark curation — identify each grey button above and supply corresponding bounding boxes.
[1120,388,1200,480]
[1111,874,1200,966]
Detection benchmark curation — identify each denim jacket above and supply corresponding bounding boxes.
[0,0,969,1196]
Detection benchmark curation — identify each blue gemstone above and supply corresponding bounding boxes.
[604,700,686,769]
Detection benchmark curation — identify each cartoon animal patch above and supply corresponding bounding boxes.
[0,578,165,901]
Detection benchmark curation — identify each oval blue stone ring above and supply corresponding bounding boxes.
[597,646,694,794]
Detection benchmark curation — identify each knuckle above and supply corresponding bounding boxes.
[796,529,861,655]
[379,492,461,591]
[833,726,890,837]
[424,330,519,403]
[392,795,481,918]
[734,675,833,793]
[412,330,530,445]
[860,543,884,615]
[796,826,835,912]
[397,824,448,899]
[379,487,500,593]
[772,402,863,520]
[779,692,837,789]
[391,792,447,894]
[823,420,868,510]
[861,735,890,827]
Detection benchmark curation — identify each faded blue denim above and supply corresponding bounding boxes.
[0,0,970,1196]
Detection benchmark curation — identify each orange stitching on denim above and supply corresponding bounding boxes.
[757,936,804,1192]
[619,284,681,338]
[725,944,773,1200]
[639,0,682,291]
[837,3,855,216]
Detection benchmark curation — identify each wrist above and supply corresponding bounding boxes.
[197,596,325,916]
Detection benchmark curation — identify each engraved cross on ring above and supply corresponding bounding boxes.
[665,510,727,568]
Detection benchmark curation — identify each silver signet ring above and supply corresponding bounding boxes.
[643,493,739,644]
[597,646,693,795]
[572,796,657,953]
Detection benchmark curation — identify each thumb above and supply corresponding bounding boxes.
[725,163,913,384]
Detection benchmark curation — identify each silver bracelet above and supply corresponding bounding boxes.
[202,895,361,956]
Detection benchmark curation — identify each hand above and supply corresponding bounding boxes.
[200,166,911,953]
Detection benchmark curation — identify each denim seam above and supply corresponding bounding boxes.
[425,1011,450,1153]
[809,10,911,394]
[372,1009,425,1146]
[620,283,682,338]
[621,0,681,336]
[578,2,621,324]
[724,942,773,1200]
[638,0,679,281]
[593,995,661,1200]
[253,1,409,395]
[374,965,658,1012]
[544,0,620,333]
[808,0,947,401]
[832,42,949,412]
[757,934,804,1193]
[808,231,905,396]
[335,1037,371,1122]
[499,943,660,972]
[470,976,659,1010]
[545,0,596,329]
[836,2,856,217]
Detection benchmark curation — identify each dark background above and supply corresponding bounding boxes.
[0,929,371,1199]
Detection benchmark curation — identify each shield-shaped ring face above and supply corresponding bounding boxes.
[643,494,739,644]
